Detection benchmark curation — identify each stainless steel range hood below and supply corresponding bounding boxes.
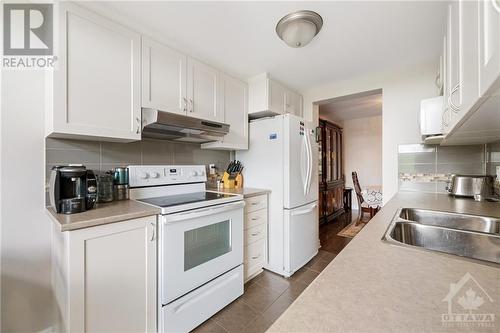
[141,108,230,143]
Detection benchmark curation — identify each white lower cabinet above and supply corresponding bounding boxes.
[243,194,268,282]
[52,216,157,333]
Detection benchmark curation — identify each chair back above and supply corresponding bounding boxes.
[352,171,364,206]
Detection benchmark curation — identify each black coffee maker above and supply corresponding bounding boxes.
[49,165,97,214]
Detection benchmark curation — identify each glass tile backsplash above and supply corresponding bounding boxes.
[398,143,488,193]
[45,138,230,182]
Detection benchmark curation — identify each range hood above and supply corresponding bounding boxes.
[141,108,230,143]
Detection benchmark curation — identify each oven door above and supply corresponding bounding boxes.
[160,200,244,305]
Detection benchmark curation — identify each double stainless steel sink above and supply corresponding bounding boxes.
[383,208,500,264]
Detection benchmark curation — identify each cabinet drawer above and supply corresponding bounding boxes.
[244,223,267,246]
[244,208,267,230]
[244,239,265,279]
[244,195,267,214]
[244,238,265,264]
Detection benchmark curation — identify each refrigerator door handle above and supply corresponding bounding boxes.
[302,134,309,196]
[305,129,313,195]
[291,203,318,216]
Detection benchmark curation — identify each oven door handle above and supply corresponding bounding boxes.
[163,201,245,223]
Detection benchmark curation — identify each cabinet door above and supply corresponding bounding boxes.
[53,2,141,141]
[442,33,452,134]
[187,58,221,121]
[285,90,303,116]
[268,79,286,114]
[69,216,157,332]
[202,74,248,150]
[479,0,500,96]
[460,0,481,114]
[447,2,461,123]
[142,38,187,115]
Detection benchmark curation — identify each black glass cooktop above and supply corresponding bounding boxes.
[138,191,233,208]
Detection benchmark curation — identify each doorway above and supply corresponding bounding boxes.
[314,89,383,251]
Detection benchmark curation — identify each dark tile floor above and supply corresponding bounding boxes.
[193,210,356,333]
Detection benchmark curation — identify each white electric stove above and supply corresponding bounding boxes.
[128,165,244,333]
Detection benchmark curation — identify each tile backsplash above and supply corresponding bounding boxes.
[398,143,487,193]
[45,138,230,182]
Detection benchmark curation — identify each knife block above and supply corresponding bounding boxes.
[222,171,243,189]
[235,173,243,189]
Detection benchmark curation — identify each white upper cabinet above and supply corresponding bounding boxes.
[49,2,141,142]
[479,0,500,96]
[268,79,287,115]
[202,74,248,150]
[285,90,303,117]
[248,73,304,119]
[446,2,461,123]
[142,38,187,115]
[460,0,481,114]
[441,0,500,145]
[187,58,222,122]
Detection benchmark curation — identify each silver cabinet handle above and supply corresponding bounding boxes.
[251,254,261,260]
[448,83,460,113]
[150,222,156,241]
[183,97,187,112]
[251,217,260,221]
[189,98,193,113]
[251,202,258,206]
[251,232,261,236]
[136,117,141,134]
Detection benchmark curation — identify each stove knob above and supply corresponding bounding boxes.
[140,172,149,179]
[150,172,160,179]
[190,171,198,177]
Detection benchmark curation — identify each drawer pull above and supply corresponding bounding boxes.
[251,202,259,206]
[251,232,261,236]
[251,217,260,221]
[251,254,261,260]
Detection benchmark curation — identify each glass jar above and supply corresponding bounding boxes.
[97,172,114,203]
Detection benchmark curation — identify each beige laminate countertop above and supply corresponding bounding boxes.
[269,192,500,333]
[46,200,160,231]
[207,187,271,198]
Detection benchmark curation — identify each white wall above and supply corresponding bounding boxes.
[1,71,56,332]
[341,116,382,209]
[303,63,437,203]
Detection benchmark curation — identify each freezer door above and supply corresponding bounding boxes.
[284,115,318,209]
[284,201,319,275]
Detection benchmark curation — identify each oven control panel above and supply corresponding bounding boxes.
[128,165,207,187]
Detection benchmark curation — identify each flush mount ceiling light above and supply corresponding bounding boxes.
[276,10,323,48]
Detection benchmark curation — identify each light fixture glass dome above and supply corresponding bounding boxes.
[276,10,323,48]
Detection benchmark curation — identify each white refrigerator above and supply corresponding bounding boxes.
[236,114,319,277]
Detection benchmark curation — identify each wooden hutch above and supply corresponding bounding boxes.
[318,119,344,224]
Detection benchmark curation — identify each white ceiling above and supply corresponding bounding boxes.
[319,90,382,123]
[85,1,447,92]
